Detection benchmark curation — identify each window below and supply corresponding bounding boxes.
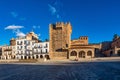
[46,44,48,47]
[20,41,22,45]
[66,44,68,47]
[46,49,48,53]
[24,41,27,44]
[24,46,27,49]
[41,50,42,53]
[21,46,22,49]
[17,41,19,45]
[27,51,29,54]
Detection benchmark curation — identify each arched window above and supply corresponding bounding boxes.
[70,51,77,56]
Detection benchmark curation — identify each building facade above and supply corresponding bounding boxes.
[0,31,49,60]
[49,22,101,60]
[1,22,119,61]
[102,34,120,56]
[69,37,101,60]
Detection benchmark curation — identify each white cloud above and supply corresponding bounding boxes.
[16,30,26,37]
[5,25,24,30]
[48,4,57,15]
[5,25,25,37]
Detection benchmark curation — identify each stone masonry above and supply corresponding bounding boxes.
[49,22,72,59]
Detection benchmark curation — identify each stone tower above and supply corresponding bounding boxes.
[49,22,72,59]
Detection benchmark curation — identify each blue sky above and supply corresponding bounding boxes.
[0,0,120,45]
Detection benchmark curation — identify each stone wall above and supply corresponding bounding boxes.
[49,22,72,59]
[50,52,68,59]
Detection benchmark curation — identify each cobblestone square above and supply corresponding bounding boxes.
[0,61,120,80]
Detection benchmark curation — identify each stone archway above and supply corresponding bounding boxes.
[32,56,34,59]
[45,55,50,60]
[70,51,77,56]
[40,55,43,59]
[87,51,92,58]
[79,51,85,58]
[70,51,77,59]
[28,56,31,59]
[24,56,27,59]
[21,56,23,59]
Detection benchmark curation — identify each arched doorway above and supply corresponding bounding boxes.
[45,55,50,60]
[24,56,27,59]
[70,51,77,56]
[28,56,31,59]
[40,55,43,59]
[87,51,92,58]
[21,56,23,59]
[32,56,34,59]
[79,51,85,58]
[117,50,120,56]
[70,51,77,59]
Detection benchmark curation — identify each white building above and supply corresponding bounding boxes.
[15,37,49,59]
[0,31,50,60]
[15,37,35,59]
[33,41,49,59]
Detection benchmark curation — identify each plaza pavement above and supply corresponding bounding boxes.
[0,57,120,80]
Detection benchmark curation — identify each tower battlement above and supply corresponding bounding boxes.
[50,22,72,30]
[79,36,88,40]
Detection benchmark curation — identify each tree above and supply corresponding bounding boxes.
[113,34,119,40]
